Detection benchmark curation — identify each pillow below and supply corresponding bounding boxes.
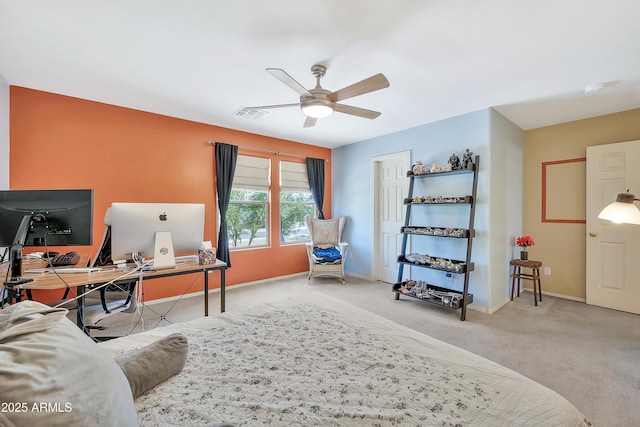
[307,217,340,248]
[0,301,137,427]
[115,333,188,398]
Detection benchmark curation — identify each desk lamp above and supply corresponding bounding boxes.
[597,192,640,224]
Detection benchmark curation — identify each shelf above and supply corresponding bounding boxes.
[407,165,476,178]
[401,226,471,239]
[398,254,473,274]
[397,155,479,321]
[392,281,473,309]
[404,195,473,205]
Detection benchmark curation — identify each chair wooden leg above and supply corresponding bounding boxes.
[532,268,539,306]
[510,266,516,300]
[534,267,542,302]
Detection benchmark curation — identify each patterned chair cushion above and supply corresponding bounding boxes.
[306,216,345,249]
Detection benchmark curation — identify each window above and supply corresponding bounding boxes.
[227,155,270,249]
[280,161,314,244]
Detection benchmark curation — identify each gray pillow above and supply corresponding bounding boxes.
[115,333,188,398]
[0,301,137,427]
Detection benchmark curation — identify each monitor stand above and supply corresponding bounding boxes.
[153,231,176,270]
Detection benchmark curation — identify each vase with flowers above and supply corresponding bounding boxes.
[516,235,535,260]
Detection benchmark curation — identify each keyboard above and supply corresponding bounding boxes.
[50,252,80,267]
[25,267,103,274]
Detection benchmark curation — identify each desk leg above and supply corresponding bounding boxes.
[76,285,87,335]
[204,271,209,317]
[510,266,516,300]
[220,268,225,313]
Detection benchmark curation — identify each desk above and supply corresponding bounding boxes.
[2,258,227,333]
[510,259,542,306]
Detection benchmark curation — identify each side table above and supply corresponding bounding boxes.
[510,259,543,306]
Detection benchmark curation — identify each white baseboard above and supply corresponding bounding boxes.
[521,287,586,303]
[141,272,308,306]
[468,297,511,314]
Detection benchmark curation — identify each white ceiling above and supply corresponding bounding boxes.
[1,0,639,149]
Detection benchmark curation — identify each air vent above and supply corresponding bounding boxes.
[233,107,268,120]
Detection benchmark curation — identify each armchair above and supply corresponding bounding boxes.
[305,215,348,284]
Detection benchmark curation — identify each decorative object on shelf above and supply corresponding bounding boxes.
[442,162,453,172]
[463,149,474,170]
[430,162,441,173]
[516,235,535,261]
[412,161,424,175]
[449,152,461,170]
[397,281,466,308]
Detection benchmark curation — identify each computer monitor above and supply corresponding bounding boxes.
[110,202,205,269]
[0,189,94,287]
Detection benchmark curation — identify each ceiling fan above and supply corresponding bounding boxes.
[248,64,390,128]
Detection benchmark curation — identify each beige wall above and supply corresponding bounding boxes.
[524,108,640,300]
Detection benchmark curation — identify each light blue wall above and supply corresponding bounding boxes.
[489,109,525,310]
[0,73,8,190]
[332,108,524,312]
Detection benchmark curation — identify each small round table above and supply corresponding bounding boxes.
[510,259,543,306]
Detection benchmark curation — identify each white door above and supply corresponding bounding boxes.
[374,152,409,283]
[586,140,640,314]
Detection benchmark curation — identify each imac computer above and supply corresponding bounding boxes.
[110,202,205,270]
[0,189,94,291]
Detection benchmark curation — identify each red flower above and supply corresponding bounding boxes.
[516,235,535,247]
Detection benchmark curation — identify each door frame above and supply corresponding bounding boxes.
[371,150,411,281]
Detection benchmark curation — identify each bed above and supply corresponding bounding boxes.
[99,293,589,426]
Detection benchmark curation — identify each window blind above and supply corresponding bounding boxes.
[280,161,310,192]
[232,155,270,191]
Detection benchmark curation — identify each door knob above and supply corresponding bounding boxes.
[589,231,598,237]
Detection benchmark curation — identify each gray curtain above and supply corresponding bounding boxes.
[306,157,325,219]
[215,142,238,267]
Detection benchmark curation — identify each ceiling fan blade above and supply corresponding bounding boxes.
[334,103,381,119]
[245,103,299,110]
[329,73,390,102]
[266,68,312,97]
[303,116,317,128]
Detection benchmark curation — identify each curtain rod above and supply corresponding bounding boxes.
[209,141,327,162]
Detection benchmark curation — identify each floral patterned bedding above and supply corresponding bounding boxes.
[100,293,589,426]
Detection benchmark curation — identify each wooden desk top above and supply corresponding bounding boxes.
[1,257,227,291]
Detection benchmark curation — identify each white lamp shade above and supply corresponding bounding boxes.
[598,201,640,224]
[301,103,333,118]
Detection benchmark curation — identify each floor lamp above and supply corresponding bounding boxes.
[597,192,640,224]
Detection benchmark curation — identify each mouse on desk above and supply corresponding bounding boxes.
[42,251,60,259]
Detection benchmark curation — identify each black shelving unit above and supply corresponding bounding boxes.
[394,155,479,320]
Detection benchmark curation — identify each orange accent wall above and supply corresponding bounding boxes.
[9,87,331,302]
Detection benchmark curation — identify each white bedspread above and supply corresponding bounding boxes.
[99,293,589,426]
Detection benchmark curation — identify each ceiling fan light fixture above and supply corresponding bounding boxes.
[301,98,334,118]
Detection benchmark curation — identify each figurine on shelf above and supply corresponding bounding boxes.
[442,162,452,172]
[463,149,474,170]
[412,161,424,175]
[430,162,441,173]
[449,152,461,170]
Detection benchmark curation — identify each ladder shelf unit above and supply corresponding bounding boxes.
[394,155,479,320]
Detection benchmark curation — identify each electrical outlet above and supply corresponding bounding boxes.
[544,267,551,276]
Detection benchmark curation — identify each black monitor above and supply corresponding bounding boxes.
[0,189,94,289]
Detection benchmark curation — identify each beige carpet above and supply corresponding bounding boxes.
[85,274,640,426]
